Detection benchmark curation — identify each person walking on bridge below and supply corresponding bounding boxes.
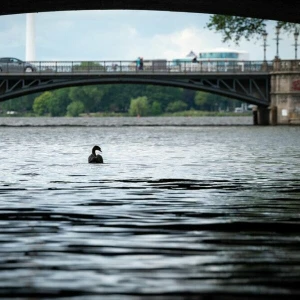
[140,57,144,70]
[136,57,141,70]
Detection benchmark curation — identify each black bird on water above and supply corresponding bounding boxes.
[88,145,104,163]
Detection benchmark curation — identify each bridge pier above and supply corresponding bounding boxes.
[269,105,277,125]
[252,106,270,125]
[270,59,300,125]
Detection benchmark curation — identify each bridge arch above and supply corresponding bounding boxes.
[0,75,270,107]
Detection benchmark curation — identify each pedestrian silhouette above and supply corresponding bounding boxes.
[136,57,141,70]
[140,57,144,70]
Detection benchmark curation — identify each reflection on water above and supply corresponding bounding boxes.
[0,117,300,298]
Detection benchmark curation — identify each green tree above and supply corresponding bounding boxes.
[96,84,130,112]
[144,85,184,111]
[0,93,39,113]
[194,91,208,108]
[33,91,53,115]
[46,96,60,116]
[72,61,105,72]
[194,90,240,111]
[47,96,66,116]
[166,100,188,112]
[67,101,85,117]
[206,15,298,44]
[32,90,72,116]
[182,89,196,109]
[91,84,184,113]
[69,86,105,113]
[151,101,162,115]
[51,88,72,116]
[129,96,149,116]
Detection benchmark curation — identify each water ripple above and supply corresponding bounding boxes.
[0,122,300,298]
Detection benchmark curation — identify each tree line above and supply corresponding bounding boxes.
[0,84,244,117]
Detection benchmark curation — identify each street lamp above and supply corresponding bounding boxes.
[275,25,281,58]
[293,29,299,60]
[262,31,268,61]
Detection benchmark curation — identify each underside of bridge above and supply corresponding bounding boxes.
[0,74,270,107]
[2,1,299,23]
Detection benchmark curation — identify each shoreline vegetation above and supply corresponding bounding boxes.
[0,110,252,118]
[0,84,252,118]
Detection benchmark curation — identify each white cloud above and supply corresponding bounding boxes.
[0,10,297,62]
[149,27,221,59]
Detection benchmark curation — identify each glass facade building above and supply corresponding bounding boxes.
[198,50,249,61]
[172,49,249,68]
[171,49,250,72]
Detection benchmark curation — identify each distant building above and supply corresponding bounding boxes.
[198,48,249,61]
[198,48,249,72]
[171,48,249,72]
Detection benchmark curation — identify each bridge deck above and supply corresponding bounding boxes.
[4,59,300,106]
[0,60,273,75]
[0,60,273,106]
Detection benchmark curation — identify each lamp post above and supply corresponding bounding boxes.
[293,29,299,60]
[275,25,281,59]
[262,31,268,61]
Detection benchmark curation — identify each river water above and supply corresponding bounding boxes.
[0,117,300,299]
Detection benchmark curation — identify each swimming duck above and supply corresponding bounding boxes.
[88,145,104,163]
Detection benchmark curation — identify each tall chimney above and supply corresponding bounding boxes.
[26,13,36,61]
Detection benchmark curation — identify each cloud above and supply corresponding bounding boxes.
[0,24,24,49]
[0,10,297,62]
[149,27,220,59]
[120,27,256,60]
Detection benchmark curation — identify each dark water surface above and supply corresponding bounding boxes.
[0,117,300,299]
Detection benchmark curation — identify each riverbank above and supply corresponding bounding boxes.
[0,110,252,118]
[0,116,253,127]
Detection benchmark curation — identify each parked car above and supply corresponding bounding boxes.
[0,57,36,72]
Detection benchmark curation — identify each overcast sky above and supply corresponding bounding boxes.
[0,10,296,61]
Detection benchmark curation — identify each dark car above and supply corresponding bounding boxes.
[0,57,36,72]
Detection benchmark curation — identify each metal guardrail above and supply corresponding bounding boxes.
[0,60,276,74]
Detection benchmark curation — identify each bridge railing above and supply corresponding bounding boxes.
[272,59,300,72]
[0,60,273,74]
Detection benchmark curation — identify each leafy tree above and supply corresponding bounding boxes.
[46,91,70,116]
[182,89,196,109]
[69,86,105,113]
[100,84,184,113]
[100,84,136,112]
[33,91,53,115]
[51,88,72,116]
[194,91,208,108]
[0,93,39,113]
[151,101,162,115]
[144,85,184,111]
[206,15,298,44]
[33,89,72,116]
[194,91,237,111]
[129,96,149,116]
[46,96,62,116]
[67,101,85,117]
[166,100,188,112]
